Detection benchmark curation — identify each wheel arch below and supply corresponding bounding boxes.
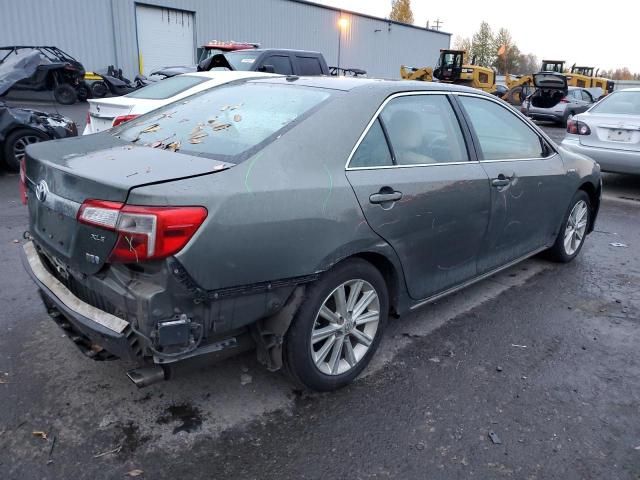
[348,251,403,317]
[578,181,600,233]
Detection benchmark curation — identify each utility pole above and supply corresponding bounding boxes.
[428,19,443,31]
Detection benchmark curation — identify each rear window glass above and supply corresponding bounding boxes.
[124,75,208,100]
[297,56,323,75]
[590,91,640,115]
[114,83,331,161]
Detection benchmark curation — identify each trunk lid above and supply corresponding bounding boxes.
[578,113,640,151]
[87,98,135,133]
[25,134,230,273]
[533,72,568,90]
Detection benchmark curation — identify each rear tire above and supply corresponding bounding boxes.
[2,128,48,172]
[76,82,91,102]
[283,258,388,392]
[90,81,108,98]
[53,84,77,105]
[546,190,591,263]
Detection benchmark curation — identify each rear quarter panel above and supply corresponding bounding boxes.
[127,87,405,292]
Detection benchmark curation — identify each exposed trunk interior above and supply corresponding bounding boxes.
[531,89,565,109]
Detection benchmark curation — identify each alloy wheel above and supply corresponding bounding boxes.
[13,135,42,162]
[310,279,380,376]
[563,200,589,255]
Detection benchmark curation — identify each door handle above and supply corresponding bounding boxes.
[369,191,403,204]
[491,174,512,187]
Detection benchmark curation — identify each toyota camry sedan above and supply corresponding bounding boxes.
[21,77,601,392]
[561,88,640,175]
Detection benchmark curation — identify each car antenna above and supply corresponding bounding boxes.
[286,75,299,82]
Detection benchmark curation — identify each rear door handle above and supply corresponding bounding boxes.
[369,191,403,204]
[491,174,512,187]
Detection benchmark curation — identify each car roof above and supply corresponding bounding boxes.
[180,71,279,80]
[226,48,322,55]
[247,75,489,95]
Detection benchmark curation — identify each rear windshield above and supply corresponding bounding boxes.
[124,75,209,100]
[114,82,331,161]
[590,90,640,115]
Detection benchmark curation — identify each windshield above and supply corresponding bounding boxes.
[125,75,209,100]
[590,90,640,115]
[114,82,332,161]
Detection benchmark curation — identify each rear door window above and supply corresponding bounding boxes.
[458,95,544,160]
[115,83,331,161]
[581,90,593,102]
[379,95,468,165]
[262,55,293,75]
[349,119,393,168]
[296,56,323,75]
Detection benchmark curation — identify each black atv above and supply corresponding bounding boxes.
[0,46,90,104]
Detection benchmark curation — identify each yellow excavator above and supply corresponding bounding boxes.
[400,49,496,93]
[568,65,615,95]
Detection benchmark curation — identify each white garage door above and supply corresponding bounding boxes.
[136,4,195,76]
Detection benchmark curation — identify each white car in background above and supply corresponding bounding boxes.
[83,71,278,135]
[561,88,640,175]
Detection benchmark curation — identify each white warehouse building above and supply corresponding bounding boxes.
[1,0,451,79]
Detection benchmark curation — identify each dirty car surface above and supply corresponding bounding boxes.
[0,101,76,171]
[21,77,602,392]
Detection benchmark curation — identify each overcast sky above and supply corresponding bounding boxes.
[312,0,636,72]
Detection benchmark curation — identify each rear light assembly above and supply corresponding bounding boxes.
[112,114,139,128]
[78,200,207,263]
[19,158,27,205]
[560,97,569,103]
[86,111,91,125]
[567,119,591,136]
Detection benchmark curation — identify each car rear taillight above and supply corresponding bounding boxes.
[86,112,91,125]
[112,114,139,128]
[78,200,207,263]
[560,97,569,103]
[567,119,591,135]
[19,158,27,205]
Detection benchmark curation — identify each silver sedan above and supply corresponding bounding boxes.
[561,88,640,175]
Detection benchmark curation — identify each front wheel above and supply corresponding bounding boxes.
[283,259,388,391]
[546,190,591,262]
[2,128,48,172]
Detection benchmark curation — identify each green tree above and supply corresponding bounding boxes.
[492,28,520,74]
[389,0,414,24]
[514,53,538,75]
[470,21,495,67]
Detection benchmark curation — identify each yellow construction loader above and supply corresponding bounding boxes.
[400,49,496,93]
[400,65,433,82]
[568,65,615,95]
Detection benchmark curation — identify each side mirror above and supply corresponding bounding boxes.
[259,64,276,73]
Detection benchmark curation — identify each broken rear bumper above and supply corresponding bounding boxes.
[21,241,142,361]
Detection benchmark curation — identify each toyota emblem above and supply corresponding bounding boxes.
[35,180,49,203]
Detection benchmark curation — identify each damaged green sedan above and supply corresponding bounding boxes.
[21,77,601,391]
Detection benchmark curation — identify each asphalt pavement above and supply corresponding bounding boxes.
[0,101,639,479]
